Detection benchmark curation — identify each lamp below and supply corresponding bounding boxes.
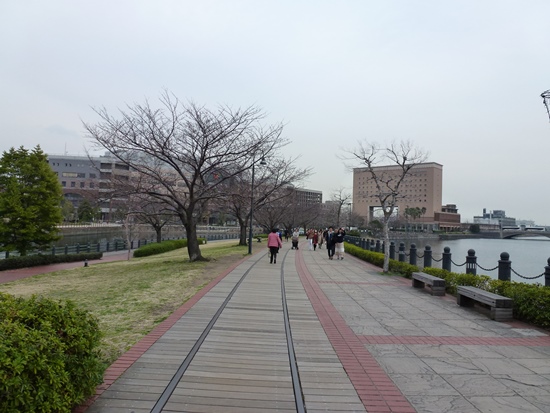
[248,156,267,254]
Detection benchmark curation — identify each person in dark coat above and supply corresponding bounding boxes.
[325,227,335,260]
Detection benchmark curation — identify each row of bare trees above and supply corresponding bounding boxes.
[84,92,311,262]
[84,92,429,272]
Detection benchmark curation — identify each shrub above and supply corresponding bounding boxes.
[0,293,104,412]
[133,238,206,258]
[133,239,186,257]
[388,261,419,278]
[0,253,103,271]
[345,243,419,276]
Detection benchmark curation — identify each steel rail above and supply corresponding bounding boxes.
[150,254,263,413]
[280,250,307,413]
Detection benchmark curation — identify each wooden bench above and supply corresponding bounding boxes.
[457,286,513,322]
[412,272,446,296]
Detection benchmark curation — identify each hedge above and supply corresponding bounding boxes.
[344,243,419,277]
[133,238,206,258]
[0,293,104,412]
[0,252,103,272]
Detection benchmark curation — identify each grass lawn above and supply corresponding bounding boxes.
[0,240,252,365]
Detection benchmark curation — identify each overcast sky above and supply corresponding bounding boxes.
[2,0,549,224]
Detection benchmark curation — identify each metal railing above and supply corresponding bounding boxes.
[344,235,550,286]
[0,233,241,260]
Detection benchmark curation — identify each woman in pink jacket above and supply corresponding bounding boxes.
[267,228,283,264]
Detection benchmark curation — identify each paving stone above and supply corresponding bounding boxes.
[468,395,544,413]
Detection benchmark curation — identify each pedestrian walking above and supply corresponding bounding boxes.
[334,227,346,260]
[312,230,319,251]
[318,229,324,249]
[307,229,314,251]
[267,228,283,264]
[325,227,335,260]
[291,228,300,250]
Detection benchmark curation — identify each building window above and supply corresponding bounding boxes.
[90,182,95,188]
[61,181,66,187]
[80,182,85,188]
[89,173,96,179]
[71,182,76,188]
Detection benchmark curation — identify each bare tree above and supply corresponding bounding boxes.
[222,157,311,245]
[294,203,322,233]
[131,194,179,243]
[349,140,428,272]
[84,92,286,261]
[329,187,352,228]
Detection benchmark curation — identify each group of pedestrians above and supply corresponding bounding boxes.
[267,226,346,264]
[319,227,346,260]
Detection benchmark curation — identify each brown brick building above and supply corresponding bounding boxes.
[352,162,460,230]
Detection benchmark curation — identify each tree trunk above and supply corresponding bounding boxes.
[185,222,206,261]
[238,217,248,246]
[155,227,162,243]
[382,218,391,273]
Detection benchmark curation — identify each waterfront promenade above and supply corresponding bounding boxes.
[3,243,550,412]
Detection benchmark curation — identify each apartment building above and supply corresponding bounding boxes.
[47,154,130,221]
[292,187,323,206]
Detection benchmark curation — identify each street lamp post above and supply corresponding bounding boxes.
[347,202,352,230]
[542,89,550,123]
[248,156,266,254]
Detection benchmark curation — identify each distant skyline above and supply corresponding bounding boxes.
[1,1,549,224]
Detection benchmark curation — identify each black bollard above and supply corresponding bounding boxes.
[498,252,511,282]
[399,242,405,262]
[545,258,550,287]
[423,245,432,268]
[442,247,451,272]
[466,249,477,275]
[389,242,395,260]
[409,244,417,266]
[375,240,381,253]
